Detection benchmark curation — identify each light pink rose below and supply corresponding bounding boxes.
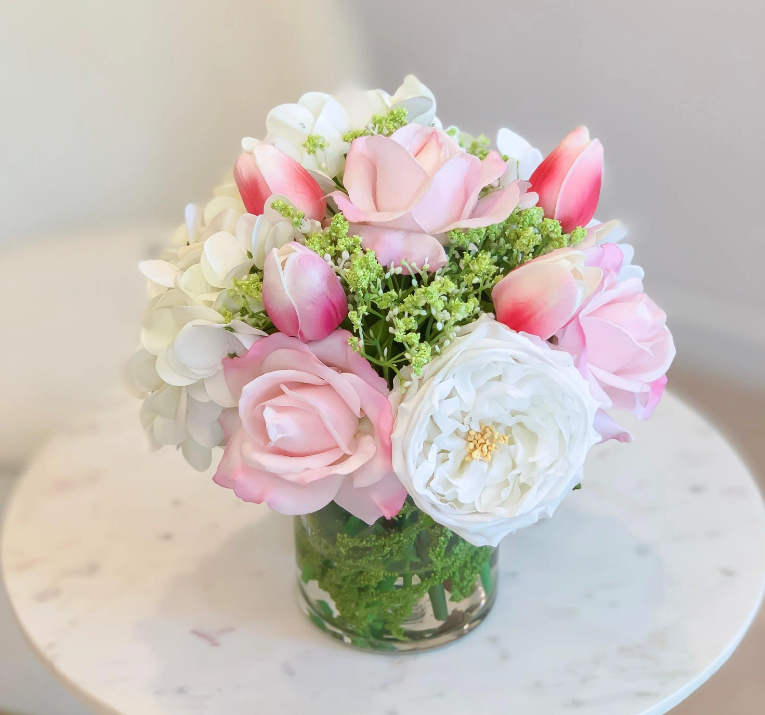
[331,125,525,272]
[262,243,348,342]
[553,244,675,433]
[214,331,407,523]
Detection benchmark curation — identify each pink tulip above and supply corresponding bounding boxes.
[331,125,525,272]
[262,243,347,342]
[234,140,326,220]
[529,126,603,233]
[492,246,606,340]
[214,331,406,522]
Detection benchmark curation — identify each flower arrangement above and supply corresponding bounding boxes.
[129,76,675,651]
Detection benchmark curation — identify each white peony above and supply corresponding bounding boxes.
[265,92,351,179]
[496,127,543,182]
[390,317,600,547]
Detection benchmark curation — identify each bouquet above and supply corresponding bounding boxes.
[129,76,675,651]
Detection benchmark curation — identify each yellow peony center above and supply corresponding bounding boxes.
[464,424,508,462]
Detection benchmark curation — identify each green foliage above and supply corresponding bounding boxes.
[342,107,409,143]
[295,500,493,643]
[446,205,586,276]
[457,131,492,159]
[219,273,275,332]
[270,199,305,227]
[302,134,329,155]
[303,205,585,385]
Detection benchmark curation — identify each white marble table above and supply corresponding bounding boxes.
[2,392,764,715]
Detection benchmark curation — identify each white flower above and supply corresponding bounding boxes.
[265,92,351,179]
[252,194,320,269]
[139,292,263,387]
[340,75,439,129]
[390,317,600,547]
[131,181,282,471]
[496,127,543,181]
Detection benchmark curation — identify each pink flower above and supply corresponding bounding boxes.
[262,243,347,342]
[214,331,407,522]
[492,247,603,340]
[331,125,524,272]
[554,244,675,426]
[234,139,326,220]
[529,126,603,233]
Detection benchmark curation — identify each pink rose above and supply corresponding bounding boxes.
[262,243,348,342]
[234,139,326,220]
[554,244,675,432]
[529,126,603,233]
[331,125,525,272]
[214,331,407,523]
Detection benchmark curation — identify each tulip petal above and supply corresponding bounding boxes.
[529,126,592,220]
[492,262,580,340]
[554,139,603,232]
[234,153,271,216]
[262,251,300,338]
[235,141,326,220]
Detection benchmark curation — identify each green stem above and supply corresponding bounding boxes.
[428,583,448,621]
[479,559,494,595]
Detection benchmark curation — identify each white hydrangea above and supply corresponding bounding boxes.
[129,188,262,469]
[265,92,351,180]
[496,127,543,182]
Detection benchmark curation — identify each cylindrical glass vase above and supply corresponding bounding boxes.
[295,499,498,653]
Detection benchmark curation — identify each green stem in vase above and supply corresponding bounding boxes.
[296,499,493,641]
[480,558,494,595]
[428,583,449,621]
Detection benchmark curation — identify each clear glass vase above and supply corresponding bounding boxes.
[295,499,498,653]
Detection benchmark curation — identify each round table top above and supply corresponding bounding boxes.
[2,392,764,715]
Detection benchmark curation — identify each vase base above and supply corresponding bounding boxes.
[296,581,497,654]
